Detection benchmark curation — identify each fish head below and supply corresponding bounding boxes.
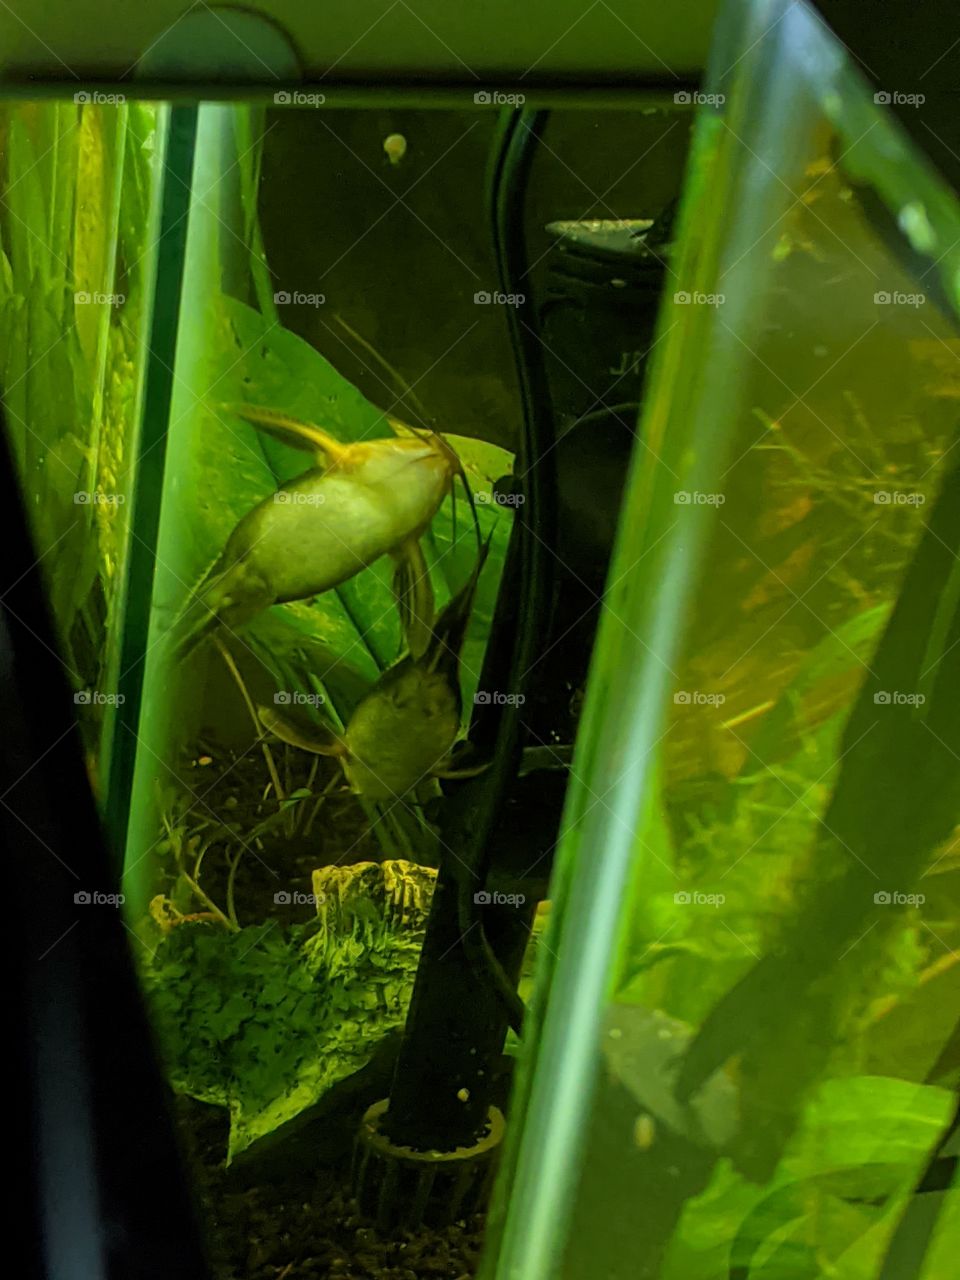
[349,432,461,538]
[343,661,462,801]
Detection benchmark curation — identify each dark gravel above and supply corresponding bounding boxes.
[177,1097,486,1280]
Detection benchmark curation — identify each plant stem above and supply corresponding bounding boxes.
[304,770,340,838]
[214,635,285,803]
[181,869,238,932]
[225,847,242,930]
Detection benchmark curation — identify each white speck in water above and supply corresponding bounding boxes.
[813,345,828,357]
[608,1027,623,1039]
[633,1114,656,1150]
[457,1087,470,1102]
[383,133,407,167]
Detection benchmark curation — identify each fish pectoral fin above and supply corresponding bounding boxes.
[257,703,346,757]
[222,404,351,468]
[392,540,436,661]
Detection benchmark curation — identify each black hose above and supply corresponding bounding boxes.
[456,107,558,1035]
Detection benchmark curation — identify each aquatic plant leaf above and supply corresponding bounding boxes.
[141,860,437,1159]
[661,1076,951,1280]
[0,101,152,750]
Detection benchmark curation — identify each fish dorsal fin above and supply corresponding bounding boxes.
[258,703,346,757]
[223,404,352,468]
[386,415,420,439]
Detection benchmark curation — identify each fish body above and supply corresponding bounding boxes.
[259,544,488,804]
[177,414,460,651]
[342,544,486,800]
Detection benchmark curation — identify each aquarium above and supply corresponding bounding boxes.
[1,0,958,1276]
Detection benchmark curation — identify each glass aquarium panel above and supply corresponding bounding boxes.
[482,3,960,1280]
[0,99,165,795]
